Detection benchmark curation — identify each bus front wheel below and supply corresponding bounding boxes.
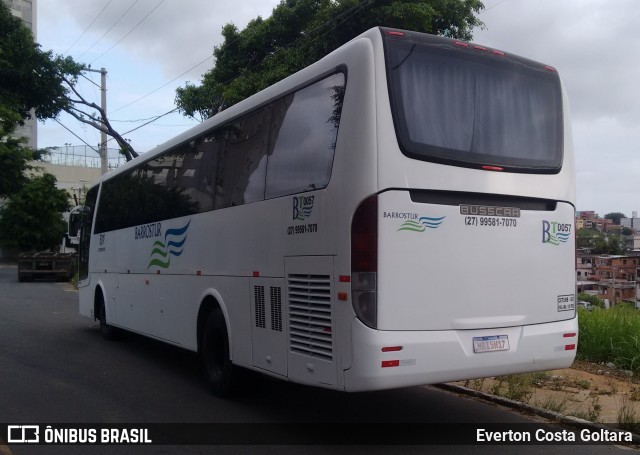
[97,292,119,340]
[201,308,234,396]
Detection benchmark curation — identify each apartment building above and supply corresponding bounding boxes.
[593,256,638,305]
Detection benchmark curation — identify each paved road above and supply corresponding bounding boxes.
[0,266,634,454]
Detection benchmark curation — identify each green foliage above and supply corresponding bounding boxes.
[176,0,484,119]
[0,1,86,199]
[577,306,640,373]
[0,2,84,130]
[0,134,35,198]
[576,228,623,254]
[0,173,71,252]
[578,292,604,309]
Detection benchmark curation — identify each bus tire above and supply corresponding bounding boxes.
[97,292,119,341]
[201,307,234,396]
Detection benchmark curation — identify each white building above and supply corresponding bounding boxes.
[621,211,640,233]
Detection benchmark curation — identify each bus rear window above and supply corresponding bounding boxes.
[384,32,563,173]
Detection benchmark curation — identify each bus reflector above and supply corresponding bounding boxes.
[481,165,504,171]
[382,346,403,352]
[386,31,405,37]
[253,271,260,277]
[338,292,348,301]
[565,344,576,351]
[382,360,400,368]
[339,275,351,282]
[545,65,557,72]
[563,332,576,338]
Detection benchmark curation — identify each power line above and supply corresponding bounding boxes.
[79,73,101,89]
[53,119,100,153]
[120,108,178,136]
[64,0,114,54]
[77,0,140,60]
[483,0,510,12]
[104,1,373,132]
[91,0,166,65]
[104,108,180,146]
[109,54,213,115]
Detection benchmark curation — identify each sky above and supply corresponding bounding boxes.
[35,0,640,217]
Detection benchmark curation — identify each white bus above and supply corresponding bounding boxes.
[78,27,577,395]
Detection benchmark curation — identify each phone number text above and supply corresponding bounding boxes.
[465,216,517,227]
[287,224,318,235]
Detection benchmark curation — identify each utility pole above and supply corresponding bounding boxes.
[85,67,108,175]
[100,67,107,175]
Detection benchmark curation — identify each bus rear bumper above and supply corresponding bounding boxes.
[343,317,578,392]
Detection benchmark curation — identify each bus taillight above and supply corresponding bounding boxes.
[351,195,378,329]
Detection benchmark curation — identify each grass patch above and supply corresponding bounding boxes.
[491,374,534,402]
[577,306,640,373]
[617,397,640,432]
[570,396,601,422]
[538,394,569,413]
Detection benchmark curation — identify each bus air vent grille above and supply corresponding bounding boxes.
[254,285,266,328]
[288,274,333,361]
[270,286,283,332]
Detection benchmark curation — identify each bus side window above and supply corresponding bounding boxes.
[265,72,345,199]
[214,107,271,209]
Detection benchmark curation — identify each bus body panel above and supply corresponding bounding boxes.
[344,316,577,392]
[376,191,576,331]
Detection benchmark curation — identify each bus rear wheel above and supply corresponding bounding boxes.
[201,308,235,396]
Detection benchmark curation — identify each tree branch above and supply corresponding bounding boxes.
[62,75,139,161]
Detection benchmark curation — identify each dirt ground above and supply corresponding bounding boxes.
[451,360,640,427]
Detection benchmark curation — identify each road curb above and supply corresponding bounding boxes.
[436,382,640,445]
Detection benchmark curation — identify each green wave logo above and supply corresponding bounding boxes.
[147,220,191,269]
[398,216,445,232]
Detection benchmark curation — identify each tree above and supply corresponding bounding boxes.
[0,173,71,252]
[0,2,138,161]
[0,136,37,198]
[576,228,624,255]
[604,212,626,225]
[176,0,484,119]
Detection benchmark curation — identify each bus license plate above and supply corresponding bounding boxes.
[473,335,510,353]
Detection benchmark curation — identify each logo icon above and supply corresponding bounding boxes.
[398,216,445,232]
[8,425,40,443]
[293,196,314,221]
[148,220,191,269]
[542,220,571,245]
